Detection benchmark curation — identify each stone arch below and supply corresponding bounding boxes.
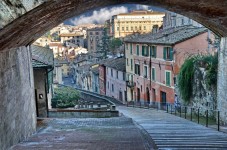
[0,0,227,51]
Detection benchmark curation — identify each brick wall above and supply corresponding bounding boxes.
[0,46,36,150]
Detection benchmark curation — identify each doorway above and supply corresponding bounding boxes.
[146,87,150,104]
[137,88,140,102]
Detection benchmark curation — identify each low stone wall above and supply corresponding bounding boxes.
[0,46,36,150]
[48,109,119,118]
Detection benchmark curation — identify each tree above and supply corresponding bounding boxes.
[109,38,122,55]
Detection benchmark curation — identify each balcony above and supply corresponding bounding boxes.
[126,81,135,88]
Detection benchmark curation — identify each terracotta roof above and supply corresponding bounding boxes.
[31,45,54,68]
[124,26,208,45]
[49,42,64,47]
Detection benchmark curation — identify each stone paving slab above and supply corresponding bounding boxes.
[10,117,154,150]
[117,106,227,150]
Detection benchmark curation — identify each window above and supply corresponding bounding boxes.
[127,58,129,66]
[135,64,140,75]
[112,84,114,92]
[126,27,128,31]
[165,71,171,86]
[108,82,109,89]
[139,26,142,30]
[111,69,113,77]
[144,66,148,78]
[130,43,132,54]
[125,43,128,50]
[150,46,157,58]
[136,45,139,55]
[163,47,173,60]
[131,26,133,30]
[96,32,99,35]
[142,46,149,56]
[144,26,146,30]
[181,19,184,25]
[116,71,118,79]
[122,27,124,31]
[152,68,156,81]
[123,73,126,81]
[131,59,133,71]
[135,26,137,30]
[117,27,119,31]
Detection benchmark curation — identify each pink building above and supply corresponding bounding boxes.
[105,57,127,103]
[125,26,214,106]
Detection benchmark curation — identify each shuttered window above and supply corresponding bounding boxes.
[163,47,173,60]
[142,46,149,56]
[136,45,139,55]
[152,68,156,81]
[130,43,133,54]
[165,71,171,86]
[150,46,157,58]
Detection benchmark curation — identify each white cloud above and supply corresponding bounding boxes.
[136,5,149,10]
[70,6,128,25]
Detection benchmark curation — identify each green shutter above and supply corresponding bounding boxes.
[163,47,167,60]
[146,46,149,56]
[130,43,132,54]
[142,46,144,56]
[150,46,152,57]
[154,46,157,58]
[170,47,173,60]
[137,45,139,55]
[131,59,133,71]
[152,68,155,80]
[166,72,170,86]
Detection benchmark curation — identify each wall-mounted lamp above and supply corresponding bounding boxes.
[39,94,43,99]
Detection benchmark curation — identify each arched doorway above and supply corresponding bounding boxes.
[146,87,150,104]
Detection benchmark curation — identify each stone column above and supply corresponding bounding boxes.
[217,37,227,125]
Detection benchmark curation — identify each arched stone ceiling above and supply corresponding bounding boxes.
[0,0,226,51]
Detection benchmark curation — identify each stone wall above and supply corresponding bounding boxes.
[0,46,36,150]
[217,37,227,125]
[192,67,217,116]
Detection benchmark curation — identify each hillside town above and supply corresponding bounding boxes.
[1,2,227,150]
[34,10,216,109]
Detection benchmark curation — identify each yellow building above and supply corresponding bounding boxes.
[111,10,165,38]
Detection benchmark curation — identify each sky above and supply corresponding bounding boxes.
[64,4,166,26]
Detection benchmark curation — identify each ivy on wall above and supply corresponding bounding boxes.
[178,53,218,103]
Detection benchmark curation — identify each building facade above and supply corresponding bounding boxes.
[87,27,104,53]
[110,10,165,38]
[105,58,127,103]
[125,26,213,106]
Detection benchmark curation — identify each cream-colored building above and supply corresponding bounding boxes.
[59,33,85,48]
[111,10,165,38]
[125,43,135,101]
[34,36,51,47]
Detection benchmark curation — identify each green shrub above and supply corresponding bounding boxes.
[52,86,80,108]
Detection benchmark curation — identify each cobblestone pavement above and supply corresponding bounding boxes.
[117,106,227,149]
[11,117,154,150]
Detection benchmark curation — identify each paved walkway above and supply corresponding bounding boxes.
[11,117,154,150]
[117,106,227,150]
